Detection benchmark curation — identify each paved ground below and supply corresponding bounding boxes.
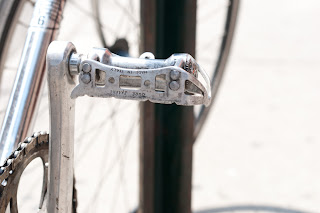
[193,1,320,212]
[0,0,319,212]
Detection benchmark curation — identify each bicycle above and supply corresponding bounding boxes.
[0,0,239,212]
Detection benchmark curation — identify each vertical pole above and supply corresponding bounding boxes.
[139,1,156,212]
[140,0,197,212]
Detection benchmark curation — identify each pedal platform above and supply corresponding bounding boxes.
[70,51,211,106]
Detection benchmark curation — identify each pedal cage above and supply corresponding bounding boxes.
[71,58,211,106]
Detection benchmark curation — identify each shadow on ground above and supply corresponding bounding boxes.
[195,204,312,213]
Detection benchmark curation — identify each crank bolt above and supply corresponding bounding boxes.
[169,81,180,91]
[170,70,180,80]
[81,73,91,84]
[82,63,91,73]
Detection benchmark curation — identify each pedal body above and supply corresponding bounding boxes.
[70,48,211,106]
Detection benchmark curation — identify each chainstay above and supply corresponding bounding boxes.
[0,132,77,212]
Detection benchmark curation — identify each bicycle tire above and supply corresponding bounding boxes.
[0,0,24,81]
[0,0,141,212]
[138,1,240,212]
[0,0,239,212]
[194,0,240,140]
[95,0,240,140]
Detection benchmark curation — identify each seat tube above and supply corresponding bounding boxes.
[0,0,66,163]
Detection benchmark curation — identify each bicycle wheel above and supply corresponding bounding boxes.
[194,0,239,139]
[0,0,238,213]
[138,1,239,212]
[0,0,141,212]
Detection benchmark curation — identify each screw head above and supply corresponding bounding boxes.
[169,81,180,91]
[170,70,180,80]
[144,80,151,87]
[108,77,115,84]
[82,63,91,73]
[81,73,91,84]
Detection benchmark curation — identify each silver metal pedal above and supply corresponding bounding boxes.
[69,47,211,106]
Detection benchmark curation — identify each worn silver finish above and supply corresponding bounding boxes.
[170,70,181,80]
[70,48,212,106]
[47,41,76,213]
[0,0,66,164]
[169,81,180,91]
[140,52,155,59]
[69,52,82,75]
[0,132,49,213]
[41,41,211,212]
[80,73,91,84]
[0,132,77,213]
[82,63,92,73]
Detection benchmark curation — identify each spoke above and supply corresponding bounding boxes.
[113,0,139,26]
[3,65,17,71]
[84,115,138,212]
[26,0,36,7]
[68,0,95,18]
[17,20,29,29]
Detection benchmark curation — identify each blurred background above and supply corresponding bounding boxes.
[0,0,319,212]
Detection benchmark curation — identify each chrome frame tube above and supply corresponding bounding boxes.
[0,0,66,164]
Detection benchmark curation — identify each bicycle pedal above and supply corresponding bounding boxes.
[68,47,211,106]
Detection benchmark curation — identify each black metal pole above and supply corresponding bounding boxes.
[140,0,196,212]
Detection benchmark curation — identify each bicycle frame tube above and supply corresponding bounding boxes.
[0,0,66,164]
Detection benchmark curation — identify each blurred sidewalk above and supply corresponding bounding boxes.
[193,0,320,212]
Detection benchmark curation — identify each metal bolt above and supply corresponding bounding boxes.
[81,73,91,84]
[144,80,151,87]
[170,70,180,80]
[169,81,180,91]
[108,77,115,84]
[82,63,91,73]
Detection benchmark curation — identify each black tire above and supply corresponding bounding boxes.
[0,0,24,80]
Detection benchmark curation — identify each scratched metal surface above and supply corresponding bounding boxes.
[0,0,319,212]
